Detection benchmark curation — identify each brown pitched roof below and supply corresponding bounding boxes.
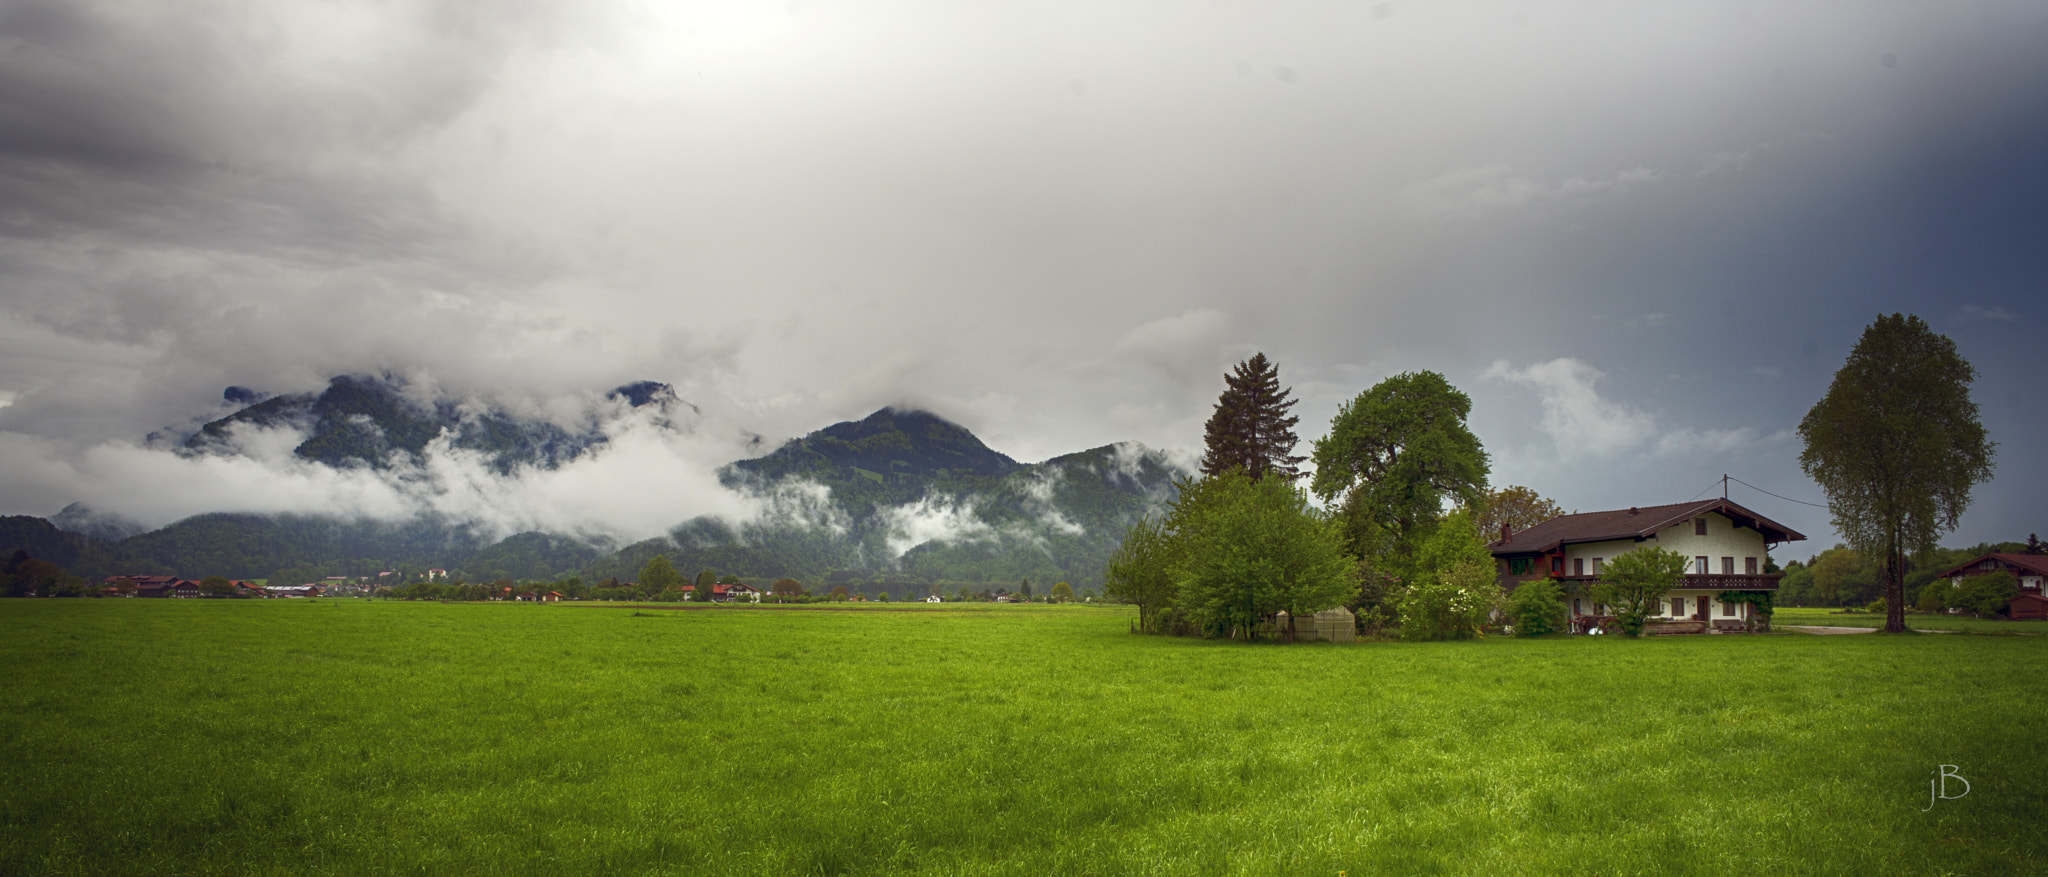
[1933,552,2048,580]
[1489,498,1805,556]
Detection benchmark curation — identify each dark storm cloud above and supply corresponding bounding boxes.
[0,0,2041,548]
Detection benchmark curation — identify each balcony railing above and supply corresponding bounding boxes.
[1549,573,1783,591]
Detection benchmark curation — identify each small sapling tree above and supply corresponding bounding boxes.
[1595,546,1688,637]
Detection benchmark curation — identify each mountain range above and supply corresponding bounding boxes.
[6,377,1188,593]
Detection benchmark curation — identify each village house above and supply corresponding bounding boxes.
[1489,499,1805,633]
[720,582,765,602]
[682,582,765,603]
[103,575,195,598]
[1933,552,2048,621]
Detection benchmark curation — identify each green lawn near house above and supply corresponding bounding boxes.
[1774,606,2047,634]
[2,600,2043,875]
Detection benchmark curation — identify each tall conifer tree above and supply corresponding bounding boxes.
[1199,352,1305,481]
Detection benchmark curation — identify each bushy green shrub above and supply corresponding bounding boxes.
[1951,571,2016,619]
[1397,557,1500,641]
[1505,578,1566,637]
[1914,581,1947,614]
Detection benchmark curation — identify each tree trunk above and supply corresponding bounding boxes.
[1884,545,1907,633]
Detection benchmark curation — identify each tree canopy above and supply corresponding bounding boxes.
[1173,472,1359,640]
[640,556,683,594]
[1474,486,1565,543]
[1106,471,1355,640]
[1310,371,1489,564]
[1104,516,1180,631]
[1798,313,1995,632]
[1198,353,1305,481]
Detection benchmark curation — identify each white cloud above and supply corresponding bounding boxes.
[1483,357,1780,464]
[876,495,994,560]
[1957,304,2018,323]
[1484,358,1657,460]
[1398,164,1663,222]
[1112,309,1232,382]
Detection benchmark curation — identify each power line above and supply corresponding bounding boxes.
[1726,475,1829,509]
[1686,478,1724,502]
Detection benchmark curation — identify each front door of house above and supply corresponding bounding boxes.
[1695,596,1708,620]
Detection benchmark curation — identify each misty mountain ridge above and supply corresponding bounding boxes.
[20,384,1190,589]
[180,373,690,473]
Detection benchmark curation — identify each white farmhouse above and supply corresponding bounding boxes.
[1488,499,1805,632]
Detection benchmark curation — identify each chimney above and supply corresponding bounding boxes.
[1628,507,1638,516]
[1500,523,1512,542]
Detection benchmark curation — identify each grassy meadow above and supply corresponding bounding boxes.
[1774,605,2048,634]
[3,599,2044,875]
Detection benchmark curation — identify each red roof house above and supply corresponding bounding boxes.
[1489,498,1805,631]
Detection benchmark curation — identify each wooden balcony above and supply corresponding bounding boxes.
[1549,573,1783,591]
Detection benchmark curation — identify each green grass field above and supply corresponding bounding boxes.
[3,600,2044,875]
[1774,606,2048,634]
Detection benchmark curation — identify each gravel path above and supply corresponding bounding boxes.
[1779,625,1960,635]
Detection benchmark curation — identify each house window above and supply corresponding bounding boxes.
[1574,558,1585,576]
[1696,556,1709,574]
[1592,557,1604,573]
[1745,557,1759,575]
[1720,557,1734,575]
[1573,598,1584,615]
[1510,557,1533,576]
[1721,600,1736,617]
[1695,518,1708,536]
[1670,598,1685,616]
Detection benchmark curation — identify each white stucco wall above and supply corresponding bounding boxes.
[1567,590,1750,620]
[1558,511,1773,575]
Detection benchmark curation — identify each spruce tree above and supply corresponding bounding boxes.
[1199,352,1305,481]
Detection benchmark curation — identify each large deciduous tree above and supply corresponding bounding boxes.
[1106,471,1356,640]
[639,556,682,597]
[1474,485,1565,543]
[770,578,804,601]
[1798,313,1995,633]
[1310,371,1489,569]
[1199,353,1305,481]
[1173,472,1359,641]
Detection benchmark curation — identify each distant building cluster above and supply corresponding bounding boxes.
[97,575,322,598]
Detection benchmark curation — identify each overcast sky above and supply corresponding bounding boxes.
[2,0,2043,553]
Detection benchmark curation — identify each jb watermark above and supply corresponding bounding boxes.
[1923,764,1970,811]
